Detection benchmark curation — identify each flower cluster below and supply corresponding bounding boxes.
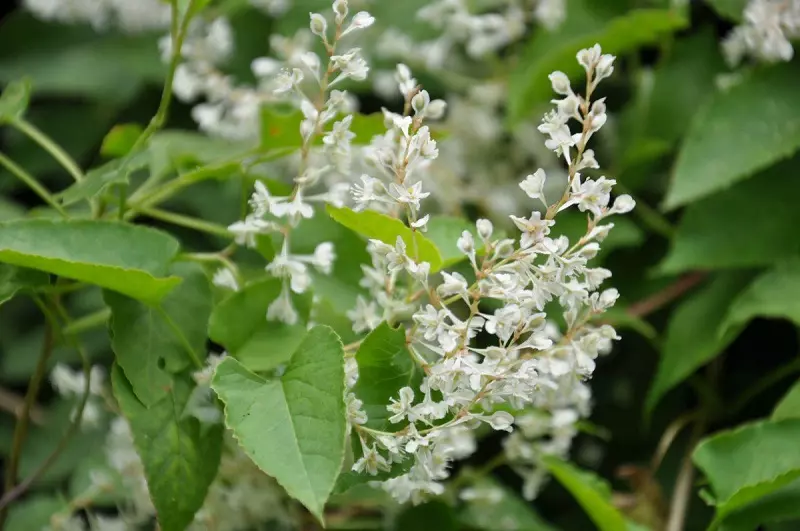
[723,0,800,65]
[23,0,170,33]
[344,44,633,504]
[221,1,374,325]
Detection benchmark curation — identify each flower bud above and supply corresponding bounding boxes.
[577,43,602,71]
[611,194,635,214]
[309,13,327,37]
[425,99,447,120]
[412,90,430,115]
[333,0,348,23]
[476,219,493,240]
[457,230,475,255]
[548,70,571,95]
[595,54,615,81]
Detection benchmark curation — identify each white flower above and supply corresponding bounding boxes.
[352,444,391,475]
[348,296,382,333]
[312,242,336,274]
[309,12,327,37]
[509,211,554,248]
[438,271,469,299]
[519,169,548,207]
[457,230,475,256]
[212,267,239,291]
[388,181,430,210]
[548,71,571,95]
[352,174,383,208]
[270,193,314,220]
[387,386,416,424]
[266,283,299,325]
[342,11,375,36]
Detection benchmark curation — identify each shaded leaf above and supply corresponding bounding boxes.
[693,418,800,523]
[660,163,800,273]
[352,322,422,430]
[212,326,346,523]
[105,262,212,408]
[261,107,389,152]
[773,380,800,421]
[113,365,223,531]
[0,264,48,306]
[665,64,800,209]
[459,477,557,531]
[424,216,477,268]
[0,219,181,303]
[58,151,149,206]
[706,0,748,21]
[100,123,144,157]
[718,477,800,531]
[327,205,443,271]
[395,501,458,531]
[208,278,310,372]
[5,495,66,531]
[724,260,800,333]
[645,272,751,415]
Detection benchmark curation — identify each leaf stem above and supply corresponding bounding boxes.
[10,117,85,183]
[665,417,705,531]
[157,307,204,369]
[134,206,232,238]
[0,152,68,217]
[728,357,800,417]
[62,307,111,336]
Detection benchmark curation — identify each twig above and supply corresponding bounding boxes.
[10,117,84,183]
[0,152,68,217]
[627,272,706,319]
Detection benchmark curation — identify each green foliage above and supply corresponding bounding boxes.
[351,321,422,430]
[211,326,346,523]
[0,264,48,306]
[541,456,630,531]
[507,2,686,124]
[395,501,459,530]
[705,0,748,21]
[660,162,800,273]
[105,262,212,408]
[773,381,800,421]
[0,78,31,123]
[58,152,149,206]
[693,418,800,525]
[5,495,65,531]
[113,365,223,531]
[724,260,800,332]
[327,205,444,271]
[208,278,309,372]
[664,65,800,209]
[0,219,181,302]
[459,478,557,531]
[645,272,752,414]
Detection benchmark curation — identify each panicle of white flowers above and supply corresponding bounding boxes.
[23,0,170,33]
[722,0,800,65]
[226,1,374,325]
[343,44,632,505]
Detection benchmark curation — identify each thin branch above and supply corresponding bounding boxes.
[0,152,68,217]
[627,272,706,319]
[665,418,706,531]
[0,386,45,425]
[10,117,84,183]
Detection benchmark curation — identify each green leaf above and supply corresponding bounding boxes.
[633,29,725,148]
[260,107,387,152]
[0,264,48,306]
[541,455,629,531]
[0,12,164,100]
[0,219,181,303]
[459,477,557,531]
[100,123,144,157]
[773,380,800,421]
[147,130,251,179]
[5,495,66,531]
[664,64,800,209]
[333,459,411,496]
[326,205,443,272]
[507,4,686,124]
[706,0,748,21]
[0,78,31,123]
[105,262,212,408]
[395,501,459,530]
[660,162,800,273]
[211,326,347,523]
[352,322,422,430]
[58,151,149,206]
[645,272,751,415]
[112,365,223,531]
[424,216,477,267]
[724,260,800,334]
[693,418,800,523]
[718,477,800,531]
[208,278,309,372]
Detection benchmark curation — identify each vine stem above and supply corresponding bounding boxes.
[665,417,706,531]
[0,152,68,217]
[627,272,706,319]
[0,309,54,526]
[9,117,85,183]
[0,299,92,513]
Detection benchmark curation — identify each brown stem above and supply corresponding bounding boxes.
[665,418,706,531]
[627,272,706,319]
[0,317,54,526]
[0,387,45,425]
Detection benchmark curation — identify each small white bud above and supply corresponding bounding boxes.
[309,13,327,37]
[611,194,635,214]
[595,54,615,81]
[476,219,493,240]
[577,44,602,71]
[411,90,430,115]
[425,99,447,120]
[457,230,475,255]
[333,0,348,23]
[548,71,571,95]
[598,288,619,310]
[342,11,375,35]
